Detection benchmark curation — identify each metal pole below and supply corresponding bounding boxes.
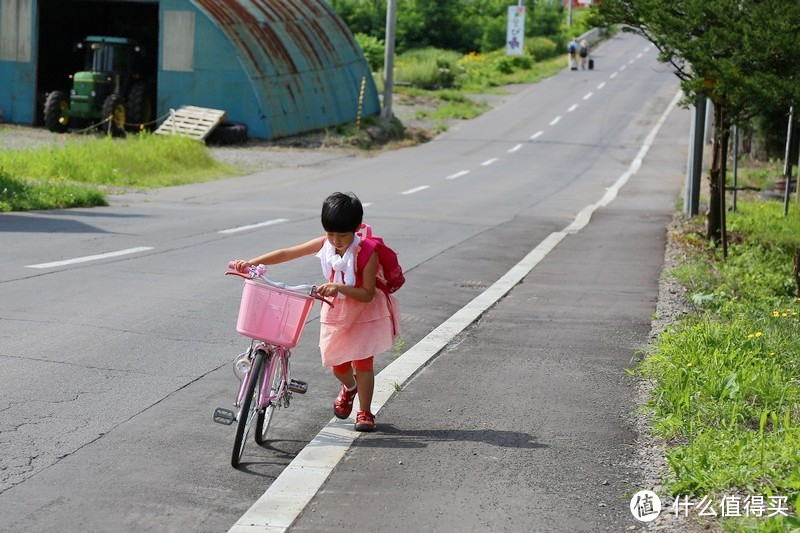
[685,97,706,216]
[783,106,794,218]
[732,125,738,212]
[380,0,397,122]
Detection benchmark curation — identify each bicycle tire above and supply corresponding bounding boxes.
[255,352,284,444]
[231,349,265,468]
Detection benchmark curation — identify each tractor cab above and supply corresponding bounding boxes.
[44,36,153,135]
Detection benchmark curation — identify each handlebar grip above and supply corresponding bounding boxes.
[228,261,237,270]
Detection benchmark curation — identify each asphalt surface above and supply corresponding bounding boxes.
[0,32,688,531]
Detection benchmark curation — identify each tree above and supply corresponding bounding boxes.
[591,1,800,243]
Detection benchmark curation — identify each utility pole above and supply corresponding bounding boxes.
[567,0,573,29]
[783,106,795,217]
[380,0,397,121]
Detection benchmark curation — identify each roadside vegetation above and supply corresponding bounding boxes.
[646,173,800,529]
[0,133,233,212]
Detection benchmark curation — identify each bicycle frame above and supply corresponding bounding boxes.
[235,342,291,412]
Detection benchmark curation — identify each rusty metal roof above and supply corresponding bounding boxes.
[189,0,375,137]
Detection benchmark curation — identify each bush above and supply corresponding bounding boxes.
[526,36,558,61]
[0,169,106,211]
[354,32,384,72]
[395,48,462,89]
[493,54,534,74]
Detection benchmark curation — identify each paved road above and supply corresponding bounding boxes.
[0,32,687,531]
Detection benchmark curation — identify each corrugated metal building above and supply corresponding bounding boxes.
[0,0,379,139]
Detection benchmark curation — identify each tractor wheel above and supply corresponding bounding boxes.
[127,82,153,131]
[101,94,127,136]
[44,91,70,133]
[206,121,248,146]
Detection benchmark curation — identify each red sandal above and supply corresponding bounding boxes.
[354,410,375,432]
[333,384,358,419]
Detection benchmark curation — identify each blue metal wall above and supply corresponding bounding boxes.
[0,0,37,124]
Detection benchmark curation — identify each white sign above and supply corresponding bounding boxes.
[505,5,525,56]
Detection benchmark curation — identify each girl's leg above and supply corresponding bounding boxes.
[354,370,374,413]
[332,362,357,419]
[332,363,356,389]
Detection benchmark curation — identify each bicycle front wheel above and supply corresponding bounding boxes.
[255,352,284,445]
[231,349,265,468]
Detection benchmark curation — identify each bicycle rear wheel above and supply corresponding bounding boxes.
[255,352,284,444]
[231,349,265,468]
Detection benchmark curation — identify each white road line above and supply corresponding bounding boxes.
[597,82,606,90]
[644,46,651,52]
[508,144,523,153]
[610,72,618,79]
[26,247,153,269]
[445,170,470,180]
[583,92,593,100]
[218,218,289,234]
[620,65,627,71]
[481,158,499,166]
[401,185,430,195]
[637,53,643,59]
[549,116,561,126]
[530,130,544,140]
[567,104,579,113]
[228,88,685,533]
[628,59,635,65]
[363,203,373,207]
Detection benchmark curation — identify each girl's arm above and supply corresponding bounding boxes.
[234,236,325,271]
[317,252,378,303]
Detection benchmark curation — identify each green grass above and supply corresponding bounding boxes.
[0,133,235,211]
[644,198,800,530]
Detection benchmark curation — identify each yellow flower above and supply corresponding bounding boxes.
[770,352,776,356]
[687,363,693,367]
[747,334,755,339]
[755,332,763,337]
[782,313,788,317]
[773,311,780,317]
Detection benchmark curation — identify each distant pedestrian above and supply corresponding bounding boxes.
[567,37,579,70]
[579,40,590,70]
[233,192,400,432]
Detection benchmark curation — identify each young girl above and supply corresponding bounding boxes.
[233,192,400,432]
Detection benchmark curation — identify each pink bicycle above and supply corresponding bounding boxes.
[214,262,332,468]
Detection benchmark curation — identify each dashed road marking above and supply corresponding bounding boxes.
[445,170,470,180]
[26,247,154,269]
[597,82,606,90]
[610,72,618,79]
[481,158,499,166]
[637,53,643,59]
[583,92,593,100]
[568,104,579,112]
[219,218,289,234]
[530,130,544,140]
[401,185,430,195]
[508,144,523,153]
[620,65,627,71]
[549,116,561,126]
[628,59,635,65]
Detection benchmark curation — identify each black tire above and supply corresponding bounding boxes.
[101,94,127,137]
[255,353,283,445]
[44,91,70,133]
[126,82,153,131]
[207,121,248,146]
[231,349,265,468]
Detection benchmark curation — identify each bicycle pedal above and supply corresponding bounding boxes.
[213,407,235,425]
[288,379,308,394]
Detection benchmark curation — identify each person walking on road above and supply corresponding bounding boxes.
[579,39,590,70]
[567,37,579,70]
[233,192,400,432]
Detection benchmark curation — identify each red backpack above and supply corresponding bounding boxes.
[356,224,405,293]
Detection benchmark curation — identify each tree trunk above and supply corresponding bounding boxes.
[707,104,724,242]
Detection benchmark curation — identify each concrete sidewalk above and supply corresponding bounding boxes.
[276,105,688,531]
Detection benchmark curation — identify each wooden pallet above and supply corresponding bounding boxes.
[155,105,227,140]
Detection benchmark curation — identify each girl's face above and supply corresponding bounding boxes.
[326,231,355,254]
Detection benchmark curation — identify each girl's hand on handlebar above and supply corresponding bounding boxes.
[233,260,251,273]
[317,283,340,298]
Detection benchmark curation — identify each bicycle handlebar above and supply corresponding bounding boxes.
[226,262,333,307]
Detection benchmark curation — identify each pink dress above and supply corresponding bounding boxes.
[318,254,401,367]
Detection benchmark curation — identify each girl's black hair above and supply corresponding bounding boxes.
[321,192,363,233]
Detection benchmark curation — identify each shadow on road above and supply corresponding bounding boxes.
[352,424,549,450]
[0,214,109,233]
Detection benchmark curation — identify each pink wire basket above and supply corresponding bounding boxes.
[235,279,314,348]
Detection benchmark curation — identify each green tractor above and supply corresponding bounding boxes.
[44,36,153,135]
